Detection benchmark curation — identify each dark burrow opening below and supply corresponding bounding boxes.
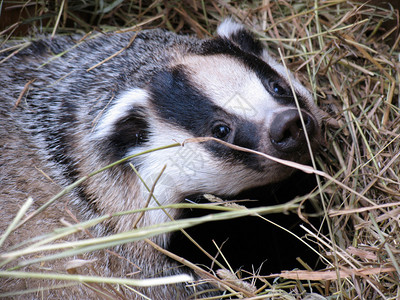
[168,171,325,287]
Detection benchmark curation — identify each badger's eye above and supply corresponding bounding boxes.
[267,79,291,97]
[272,82,286,95]
[212,124,231,139]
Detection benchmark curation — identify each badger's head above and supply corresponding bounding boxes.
[92,20,324,227]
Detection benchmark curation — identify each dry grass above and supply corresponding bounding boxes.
[1,0,400,299]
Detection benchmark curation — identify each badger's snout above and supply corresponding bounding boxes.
[269,109,316,153]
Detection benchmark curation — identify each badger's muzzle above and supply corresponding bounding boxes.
[269,109,316,153]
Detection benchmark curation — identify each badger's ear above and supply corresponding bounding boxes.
[216,18,263,56]
[92,88,151,160]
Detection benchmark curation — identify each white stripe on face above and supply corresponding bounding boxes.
[178,55,286,126]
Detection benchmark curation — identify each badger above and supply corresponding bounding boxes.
[0,19,324,299]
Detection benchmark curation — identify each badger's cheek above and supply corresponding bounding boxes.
[260,163,297,184]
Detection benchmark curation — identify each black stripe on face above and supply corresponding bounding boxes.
[148,66,263,170]
[206,119,265,171]
[200,37,307,109]
[149,66,221,136]
[228,28,264,57]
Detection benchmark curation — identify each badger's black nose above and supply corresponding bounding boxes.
[270,109,316,153]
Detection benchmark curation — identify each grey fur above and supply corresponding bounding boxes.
[0,21,323,299]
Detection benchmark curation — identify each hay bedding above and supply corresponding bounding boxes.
[0,1,399,299]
